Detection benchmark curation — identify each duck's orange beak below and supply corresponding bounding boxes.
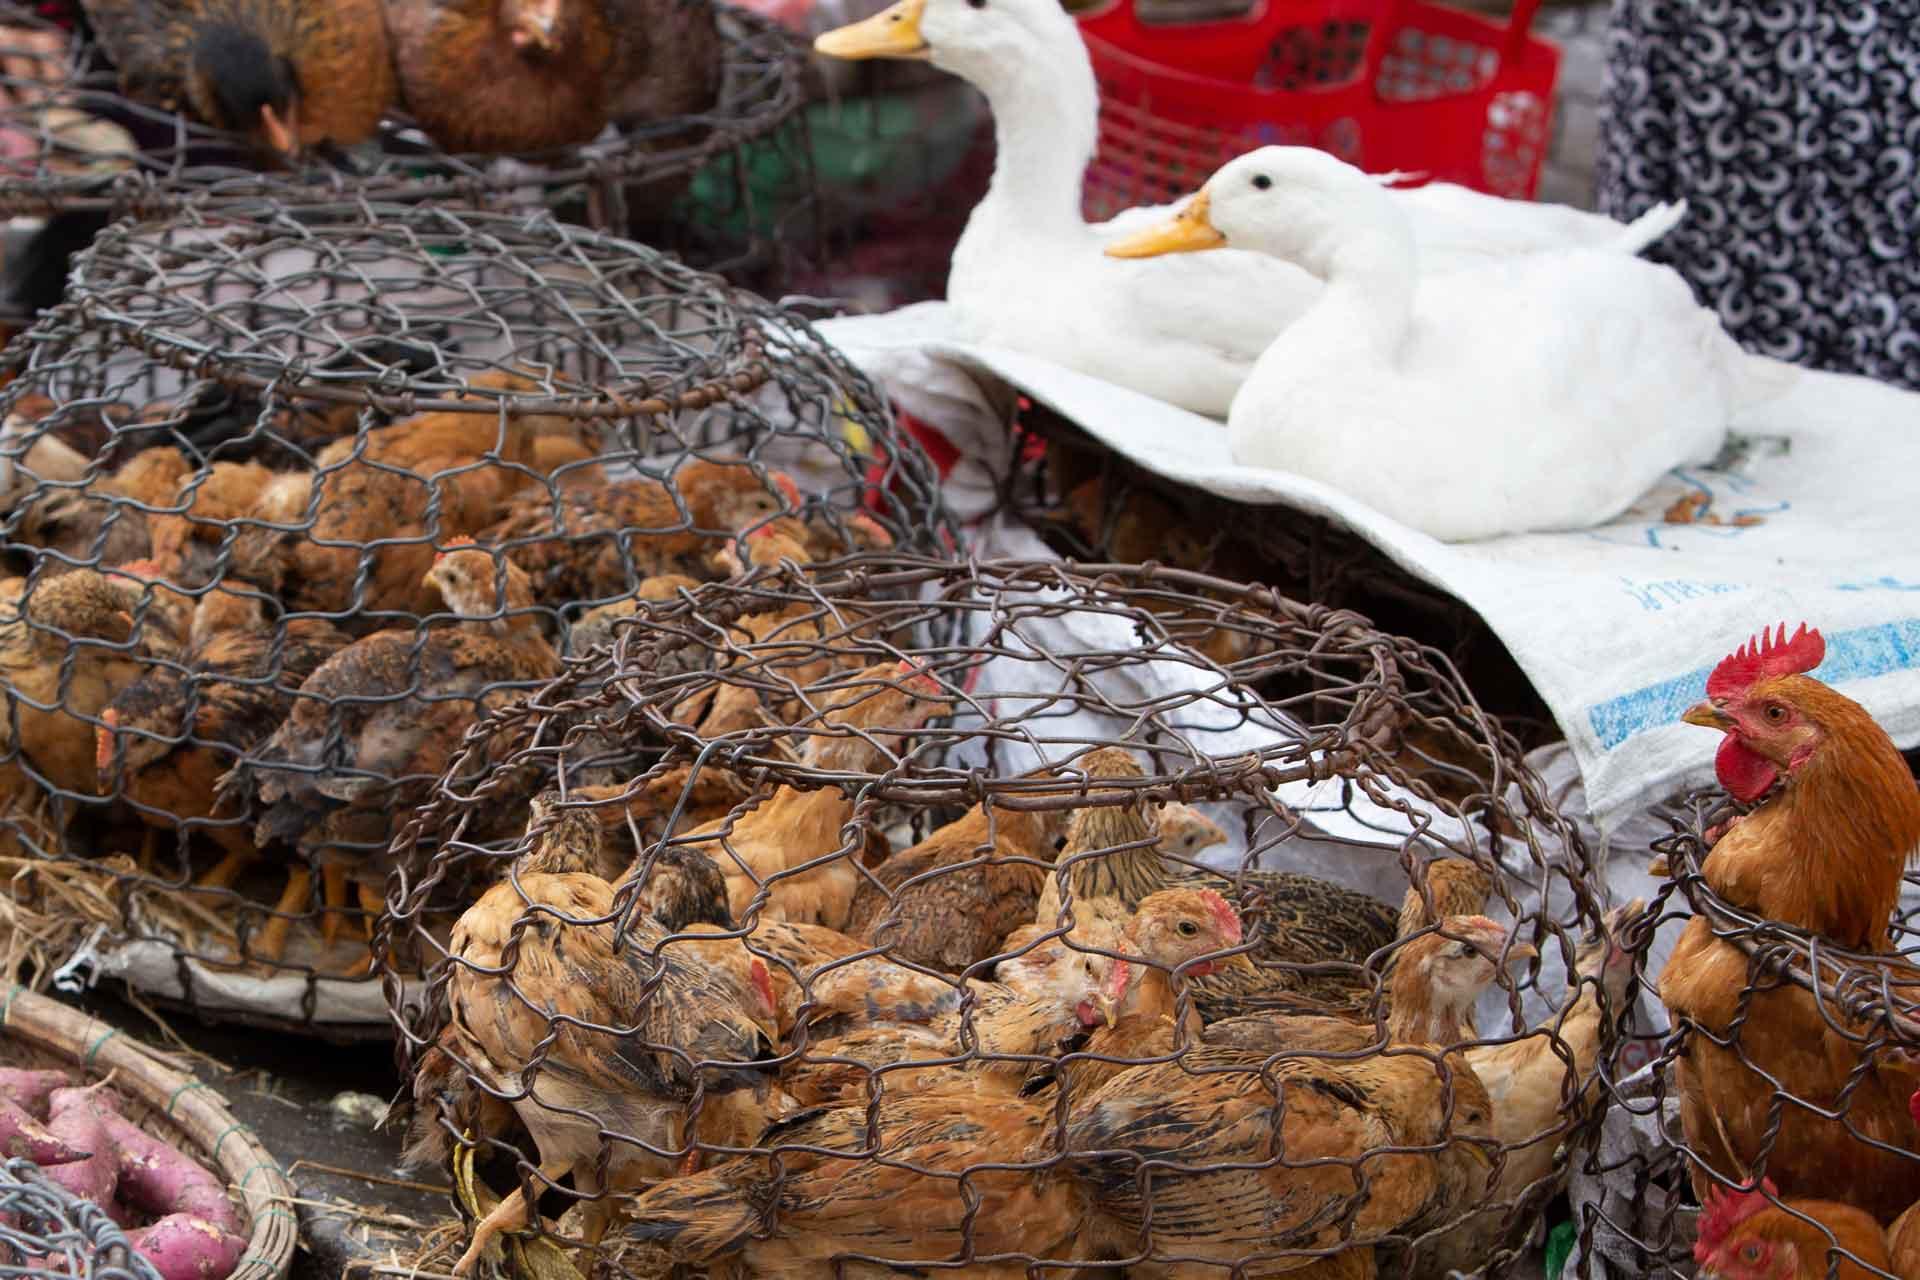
[1105,188,1227,259]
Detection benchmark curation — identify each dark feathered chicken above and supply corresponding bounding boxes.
[221,542,558,954]
[80,0,397,158]
[381,0,720,155]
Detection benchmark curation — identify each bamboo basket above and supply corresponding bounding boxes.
[0,984,297,1280]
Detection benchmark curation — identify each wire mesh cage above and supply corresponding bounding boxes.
[1576,788,1920,1280]
[0,1,805,273]
[0,1156,160,1280]
[382,555,1627,1278]
[0,209,951,1036]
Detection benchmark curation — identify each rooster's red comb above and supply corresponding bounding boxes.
[1197,888,1242,945]
[1693,1178,1779,1258]
[433,537,479,564]
[1705,623,1825,700]
[771,472,801,507]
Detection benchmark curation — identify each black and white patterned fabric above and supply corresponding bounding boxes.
[1596,0,1920,391]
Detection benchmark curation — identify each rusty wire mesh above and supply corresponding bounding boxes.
[0,2,803,250]
[381,555,1624,1278]
[0,218,950,1035]
[1576,797,1920,1280]
[0,1156,161,1280]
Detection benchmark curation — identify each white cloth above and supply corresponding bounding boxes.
[819,301,1920,836]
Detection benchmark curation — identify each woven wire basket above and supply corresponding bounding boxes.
[382,555,1623,1278]
[0,3,804,262]
[1576,800,1920,1280]
[0,214,951,1035]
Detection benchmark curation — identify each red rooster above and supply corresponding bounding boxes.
[1660,622,1920,1221]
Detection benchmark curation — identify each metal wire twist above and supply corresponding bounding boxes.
[0,1156,161,1279]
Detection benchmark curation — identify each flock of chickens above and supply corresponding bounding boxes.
[65,0,723,160]
[402,684,1636,1280]
[0,375,892,969]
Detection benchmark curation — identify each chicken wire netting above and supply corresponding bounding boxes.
[381,555,1627,1278]
[0,206,951,1036]
[0,1156,161,1280]
[1576,796,1920,1280]
[0,2,805,275]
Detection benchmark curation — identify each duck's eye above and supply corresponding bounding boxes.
[1177,920,1199,937]
[1251,174,1273,191]
[967,0,987,9]
[1764,703,1787,722]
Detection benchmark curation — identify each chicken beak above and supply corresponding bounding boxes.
[1095,992,1118,1028]
[507,0,561,52]
[1681,700,1734,731]
[1503,942,1538,967]
[1105,188,1227,259]
[814,0,931,61]
[257,103,298,161]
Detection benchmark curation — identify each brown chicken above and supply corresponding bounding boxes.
[440,796,782,1276]
[1691,1179,1899,1280]
[1057,887,1254,1097]
[268,385,566,618]
[563,573,701,657]
[621,1079,1091,1279]
[1065,921,1519,1279]
[1661,623,1920,1221]
[80,0,396,158]
[846,778,1075,973]
[223,543,559,948]
[482,458,797,607]
[4,443,190,576]
[0,569,162,815]
[684,661,951,929]
[97,586,350,959]
[383,0,721,155]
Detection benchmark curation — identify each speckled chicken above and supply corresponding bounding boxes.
[440,793,783,1276]
[621,1079,1091,1279]
[97,582,349,961]
[223,542,559,945]
[382,0,721,155]
[81,0,397,158]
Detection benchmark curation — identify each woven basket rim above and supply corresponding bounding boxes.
[0,984,297,1280]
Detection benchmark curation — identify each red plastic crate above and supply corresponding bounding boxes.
[1076,0,1561,219]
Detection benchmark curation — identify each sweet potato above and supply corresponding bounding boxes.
[42,1090,117,1212]
[0,1067,71,1116]
[124,1214,245,1280]
[95,1109,240,1236]
[0,1095,88,1165]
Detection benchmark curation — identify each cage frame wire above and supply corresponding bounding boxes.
[0,1156,162,1280]
[0,0,805,222]
[377,553,1621,1278]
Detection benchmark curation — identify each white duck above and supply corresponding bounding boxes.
[1106,147,1790,542]
[813,0,1685,418]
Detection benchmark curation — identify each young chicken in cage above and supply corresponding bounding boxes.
[221,541,559,968]
[1062,917,1532,1278]
[1660,623,1920,1222]
[440,790,785,1276]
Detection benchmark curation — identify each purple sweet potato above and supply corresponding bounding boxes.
[42,1090,117,1210]
[0,1095,89,1165]
[0,1068,72,1117]
[124,1214,245,1280]
[95,1110,240,1237]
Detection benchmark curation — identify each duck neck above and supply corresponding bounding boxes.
[954,38,1099,247]
[1284,203,1417,355]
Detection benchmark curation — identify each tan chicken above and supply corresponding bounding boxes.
[1064,920,1526,1279]
[482,458,799,606]
[1056,887,1255,1097]
[621,1079,1091,1279]
[0,569,164,816]
[440,797,782,1276]
[4,443,190,578]
[268,381,568,617]
[97,587,350,960]
[684,662,951,929]
[223,543,559,953]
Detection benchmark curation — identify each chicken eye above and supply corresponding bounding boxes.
[1740,1242,1763,1262]
[1764,703,1787,722]
[1455,942,1475,957]
[1177,920,1198,937]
